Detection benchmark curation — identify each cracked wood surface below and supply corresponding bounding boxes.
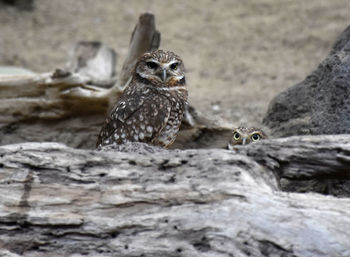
[0,136,350,256]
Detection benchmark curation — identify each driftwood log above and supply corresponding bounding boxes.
[0,135,350,256]
[118,12,160,90]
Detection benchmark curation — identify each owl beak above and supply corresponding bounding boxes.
[242,137,247,145]
[161,68,167,82]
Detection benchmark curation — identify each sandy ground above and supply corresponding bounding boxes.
[1,0,350,128]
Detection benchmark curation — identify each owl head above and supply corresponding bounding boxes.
[135,49,185,87]
[228,127,267,149]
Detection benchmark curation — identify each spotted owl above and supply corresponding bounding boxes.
[96,49,188,148]
[228,127,267,149]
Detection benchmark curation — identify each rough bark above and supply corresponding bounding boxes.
[0,136,350,257]
[236,135,350,196]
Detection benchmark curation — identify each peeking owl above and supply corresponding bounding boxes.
[228,127,267,149]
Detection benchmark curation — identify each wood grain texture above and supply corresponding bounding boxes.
[0,136,350,256]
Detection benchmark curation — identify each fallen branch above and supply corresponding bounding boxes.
[0,41,118,122]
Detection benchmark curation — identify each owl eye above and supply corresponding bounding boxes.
[170,62,178,70]
[251,133,261,141]
[146,61,158,69]
[233,132,240,140]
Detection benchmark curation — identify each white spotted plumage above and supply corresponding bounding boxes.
[96,50,188,148]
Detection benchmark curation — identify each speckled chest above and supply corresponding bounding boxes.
[155,89,187,146]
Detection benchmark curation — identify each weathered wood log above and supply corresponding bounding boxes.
[65,41,118,88]
[0,40,119,123]
[236,135,350,196]
[118,12,160,89]
[0,72,112,122]
[239,135,350,179]
[0,135,350,256]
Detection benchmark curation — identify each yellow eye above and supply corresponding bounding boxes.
[170,63,178,70]
[251,133,261,141]
[233,132,240,141]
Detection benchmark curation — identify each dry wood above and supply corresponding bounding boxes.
[237,135,350,196]
[118,12,160,89]
[0,71,114,122]
[65,41,117,88]
[0,135,350,256]
[239,135,350,179]
[0,40,121,123]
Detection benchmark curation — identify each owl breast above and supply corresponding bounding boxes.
[153,89,186,147]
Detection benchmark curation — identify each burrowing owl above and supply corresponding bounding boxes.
[228,127,267,149]
[96,49,187,148]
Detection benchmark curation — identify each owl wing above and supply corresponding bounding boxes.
[96,89,171,147]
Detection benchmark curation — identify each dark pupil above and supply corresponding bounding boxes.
[252,134,260,140]
[234,132,240,139]
[170,63,178,70]
[147,62,158,69]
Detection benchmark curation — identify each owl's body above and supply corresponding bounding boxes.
[96,50,187,148]
[228,127,267,149]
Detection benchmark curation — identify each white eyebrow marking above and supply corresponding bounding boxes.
[162,60,180,69]
[157,86,187,91]
[145,59,160,64]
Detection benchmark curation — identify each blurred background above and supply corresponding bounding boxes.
[1,0,350,127]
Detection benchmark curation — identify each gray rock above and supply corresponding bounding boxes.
[263,25,350,137]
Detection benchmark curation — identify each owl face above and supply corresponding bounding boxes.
[135,50,185,87]
[228,127,267,149]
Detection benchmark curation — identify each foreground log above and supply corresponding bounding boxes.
[236,135,350,196]
[0,135,350,257]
